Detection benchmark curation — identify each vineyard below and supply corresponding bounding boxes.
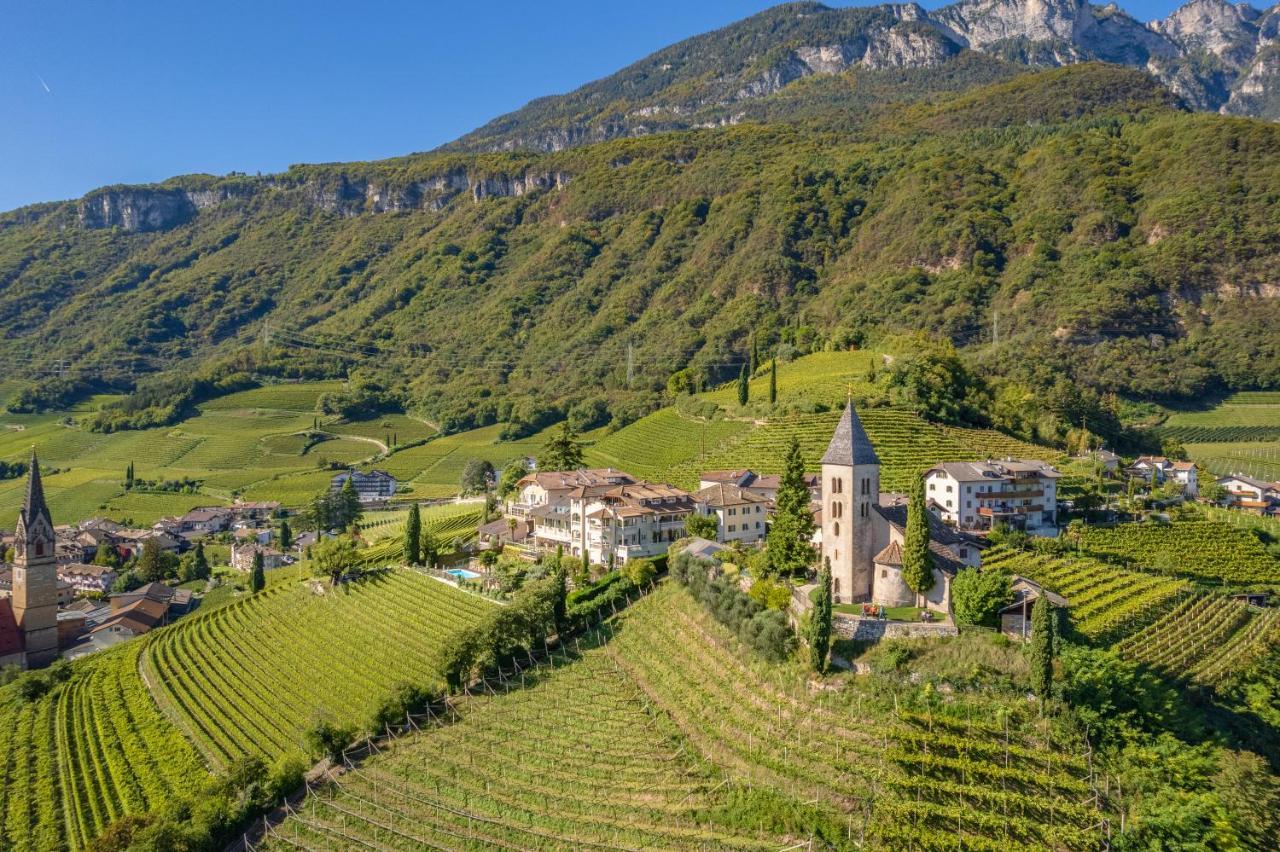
[143,570,495,767]
[583,407,752,482]
[0,643,208,851]
[983,547,1280,685]
[698,350,881,410]
[1184,440,1280,481]
[263,582,1102,851]
[1077,521,1280,586]
[359,503,485,564]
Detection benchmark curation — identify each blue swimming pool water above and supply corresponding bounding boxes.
[447,568,481,580]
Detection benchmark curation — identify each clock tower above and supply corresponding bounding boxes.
[12,452,59,668]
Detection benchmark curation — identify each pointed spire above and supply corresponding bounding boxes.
[821,402,880,467]
[20,449,51,532]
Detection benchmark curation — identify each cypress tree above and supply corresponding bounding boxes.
[192,540,209,580]
[901,476,934,596]
[809,558,833,673]
[1029,594,1055,699]
[250,550,265,593]
[279,519,292,550]
[737,363,749,406]
[404,503,422,565]
[750,335,759,375]
[765,436,815,576]
[552,546,567,628]
[769,358,777,405]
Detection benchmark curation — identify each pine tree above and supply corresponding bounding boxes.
[1029,594,1054,699]
[765,436,815,576]
[901,476,934,595]
[540,422,584,471]
[737,363,749,406]
[278,519,292,550]
[769,358,777,405]
[809,558,833,673]
[250,550,265,593]
[404,503,422,565]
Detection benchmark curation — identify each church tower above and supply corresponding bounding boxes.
[12,452,59,668]
[820,403,880,604]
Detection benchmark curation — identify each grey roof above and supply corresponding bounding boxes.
[821,403,880,467]
[20,451,51,534]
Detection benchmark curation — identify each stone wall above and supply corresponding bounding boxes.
[833,614,958,641]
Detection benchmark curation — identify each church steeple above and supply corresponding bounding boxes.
[19,450,52,537]
[12,449,60,667]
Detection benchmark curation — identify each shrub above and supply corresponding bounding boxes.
[951,567,1013,627]
[304,719,358,763]
[670,550,796,663]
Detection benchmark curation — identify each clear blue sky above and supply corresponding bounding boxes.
[2,0,1189,212]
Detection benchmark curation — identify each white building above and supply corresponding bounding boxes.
[692,483,770,545]
[1169,461,1198,497]
[924,460,1060,533]
[330,470,397,502]
[1216,473,1280,512]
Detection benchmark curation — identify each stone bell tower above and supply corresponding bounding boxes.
[12,452,59,668]
[820,403,881,604]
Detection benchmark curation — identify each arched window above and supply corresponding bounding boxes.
[833,522,840,537]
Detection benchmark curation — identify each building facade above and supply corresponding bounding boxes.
[691,483,770,545]
[330,470,398,502]
[924,460,1060,533]
[12,455,60,668]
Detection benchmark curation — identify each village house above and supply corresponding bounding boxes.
[56,563,117,595]
[820,404,983,614]
[999,576,1069,640]
[1215,473,1280,514]
[177,507,232,535]
[691,482,770,544]
[923,459,1061,534]
[698,469,820,502]
[230,541,289,572]
[330,470,397,502]
[229,500,281,522]
[1170,461,1198,496]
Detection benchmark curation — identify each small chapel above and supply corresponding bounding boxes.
[819,403,982,613]
[0,454,62,669]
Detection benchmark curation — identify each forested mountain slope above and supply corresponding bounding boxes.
[0,64,1277,436]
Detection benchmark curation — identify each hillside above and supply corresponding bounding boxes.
[447,0,1280,155]
[1,63,1278,441]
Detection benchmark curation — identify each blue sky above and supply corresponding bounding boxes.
[3,0,1190,211]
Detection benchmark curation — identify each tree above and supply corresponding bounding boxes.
[1029,594,1055,699]
[1198,473,1225,504]
[737,363,749,406]
[750,334,759,376]
[497,463,526,499]
[950,568,1013,626]
[93,542,121,569]
[901,476,934,596]
[768,358,777,405]
[684,513,719,539]
[550,546,567,627]
[459,459,495,495]
[765,437,814,576]
[313,535,359,586]
[404,503,421,565]
[419,528,439,570]
[340,477,363,526]
[278,519,292,550]
[125,462,134,489]
[250,550,265,593]
[136,538,172,584]
[539,422,584,472]
[808,558,833,673]
[185,539,210,582]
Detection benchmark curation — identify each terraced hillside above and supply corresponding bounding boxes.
[143,570,495,768]
[1077,521,1280,587]
[0,643,208,851]
[1168,391,1280,481]
[983,546,1279,685]
[268,583,1102,851]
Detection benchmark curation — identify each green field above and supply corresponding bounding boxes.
[143,570,494,768]
[1078,521,1280,587]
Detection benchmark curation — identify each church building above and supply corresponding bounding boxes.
[820,404,981,613]
[0,454,62,668]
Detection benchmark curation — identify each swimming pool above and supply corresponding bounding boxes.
[446,568,481,580]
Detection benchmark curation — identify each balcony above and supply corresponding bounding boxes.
[978,505,1044,517]
[976,489,1043,500]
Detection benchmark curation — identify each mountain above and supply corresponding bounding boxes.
[447,0,1280,154]
[2,60,1277,444]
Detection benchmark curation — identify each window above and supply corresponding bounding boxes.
[946,500,953,507]
[881,569,887,579]
[860,503,868,518]
[929,482,935,491]
[861,478,871,496]
[833,550,839,562]
[833,522,840,537]
[946,485,953,493]
[833,478,843,494]
[728,525,736,533]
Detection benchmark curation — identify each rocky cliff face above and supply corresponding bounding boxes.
[447,0,1280,155]
[75,169,571,232]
